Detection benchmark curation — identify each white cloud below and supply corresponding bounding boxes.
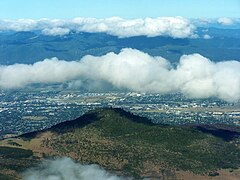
[23,157,126,180]
[0,17,196,38]
[203,34,211,39]
[3,19,38,31]
[42,27,70,36]
[0,58,83,88]
[191,18,240,28]
[0,49,239,102]
[217,17,234,26]
[72,16,196,38]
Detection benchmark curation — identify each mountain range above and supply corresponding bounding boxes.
[1,28,240,65]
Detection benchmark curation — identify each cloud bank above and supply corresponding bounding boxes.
[1,17,240,38]
[0,17,196,38]
[217,17,234,26]
[23,157,126,180]
[192,17,240,28]
[0,48,239,102]
[42,27,71,36]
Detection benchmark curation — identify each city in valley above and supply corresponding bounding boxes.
[1,90,239,139]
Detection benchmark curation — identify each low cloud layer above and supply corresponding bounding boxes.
[217,17,234,26]
[42,27,71,36]
[192,17,240,28]
[1,17,240,38]
[0,17,196,38]
[0,48,239,102]
[23,157,126,180]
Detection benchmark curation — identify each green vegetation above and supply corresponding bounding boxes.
[1,108,240,179]
[45,108,240,177]
[7,141,22,147]
[0,146,33,159]
[0,146,39,179]
[0,173,16,180]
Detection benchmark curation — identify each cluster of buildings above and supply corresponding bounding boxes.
[0,90,239,139]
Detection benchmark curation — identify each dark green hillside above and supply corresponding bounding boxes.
[0,146,39,179]
[45,108,240,176]
[1,108,240,179]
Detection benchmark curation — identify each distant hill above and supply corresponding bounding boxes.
[1,28,240,65]
[0,108,240,179]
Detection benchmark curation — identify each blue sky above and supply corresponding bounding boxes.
[0,0,240,19]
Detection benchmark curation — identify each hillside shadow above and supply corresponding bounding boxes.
[20,112,98,139]
[195,126,240,141]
